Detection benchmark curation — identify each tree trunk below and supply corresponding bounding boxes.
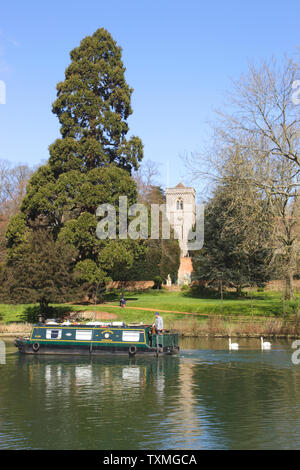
[236,285,242,296]
[220,280,223,314]
[284,271,294,300]
[39,300,49,316]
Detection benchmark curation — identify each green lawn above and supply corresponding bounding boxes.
[102,289,298,318]
[0,304,33,323]
[0,289,298,325]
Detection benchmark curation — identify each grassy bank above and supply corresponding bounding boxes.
[1,289,299,323]
[166,316,300,338]
[0,322,32,335]
[1,289,300,337]
[1,317,299,338]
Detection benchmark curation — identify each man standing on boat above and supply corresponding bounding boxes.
[154,312,163,334]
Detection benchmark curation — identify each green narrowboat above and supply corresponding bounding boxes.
[14,322,179,356]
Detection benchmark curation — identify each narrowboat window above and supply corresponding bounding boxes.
[75,330,92,341]
[122,331,141,342]
[46,329,62,339]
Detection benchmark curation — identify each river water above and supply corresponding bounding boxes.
[0,337,300,450]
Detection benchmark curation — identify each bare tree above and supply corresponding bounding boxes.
[0,160,33,262]
[133,160,163,204]
[216,56,300,169]
[0,160,33,218]
[187,55,300,298]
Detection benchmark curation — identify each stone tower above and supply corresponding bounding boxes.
[165,183,196,285]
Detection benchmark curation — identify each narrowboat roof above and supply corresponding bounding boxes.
[33,322,152,328]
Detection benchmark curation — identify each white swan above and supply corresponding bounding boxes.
[229,337,239,350]
[261,336,271,350]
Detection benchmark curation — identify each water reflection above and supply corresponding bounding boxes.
[0,338,300,449]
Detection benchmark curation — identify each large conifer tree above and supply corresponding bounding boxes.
[5,29,145,308]
[50,28,143,174]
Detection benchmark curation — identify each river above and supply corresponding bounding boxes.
[0,337,299,450]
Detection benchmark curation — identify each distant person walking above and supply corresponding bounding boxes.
[120,292,126,308]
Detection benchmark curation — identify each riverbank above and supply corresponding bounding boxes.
[1,290,299,323]
[1,289,300,338]
[0,322,32,336]
[167,316,300,338]
[2,317,300,338]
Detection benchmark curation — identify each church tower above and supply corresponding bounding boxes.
[165,183,195,285]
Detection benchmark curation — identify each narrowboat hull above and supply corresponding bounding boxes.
[14,341,179,356]
[14,324,179,356]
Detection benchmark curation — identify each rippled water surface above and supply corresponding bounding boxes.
[0,337,300,449]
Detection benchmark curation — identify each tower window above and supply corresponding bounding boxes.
[176,198,183,210]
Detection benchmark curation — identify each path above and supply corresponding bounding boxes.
[95,303,210,316]
[93,303,274,321]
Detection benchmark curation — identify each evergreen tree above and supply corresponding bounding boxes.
[191,178,272,294]
[3,230,76,313]
[5,29,145,305]
[51,28,143,174]
[110,185,180,284]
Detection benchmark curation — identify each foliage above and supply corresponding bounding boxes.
[0,160,33,263]
[51,28,143,173]
[20,305,74,323]
[191,174,273,293]
[159,238,180,282]
[188,57,300,299]
[108,183,181,283]
[74,259,109,303]
[3,230,77,314]
[4,29,145,303]
[153,276,163,289]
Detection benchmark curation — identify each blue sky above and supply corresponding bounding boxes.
[0,0,299,193]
